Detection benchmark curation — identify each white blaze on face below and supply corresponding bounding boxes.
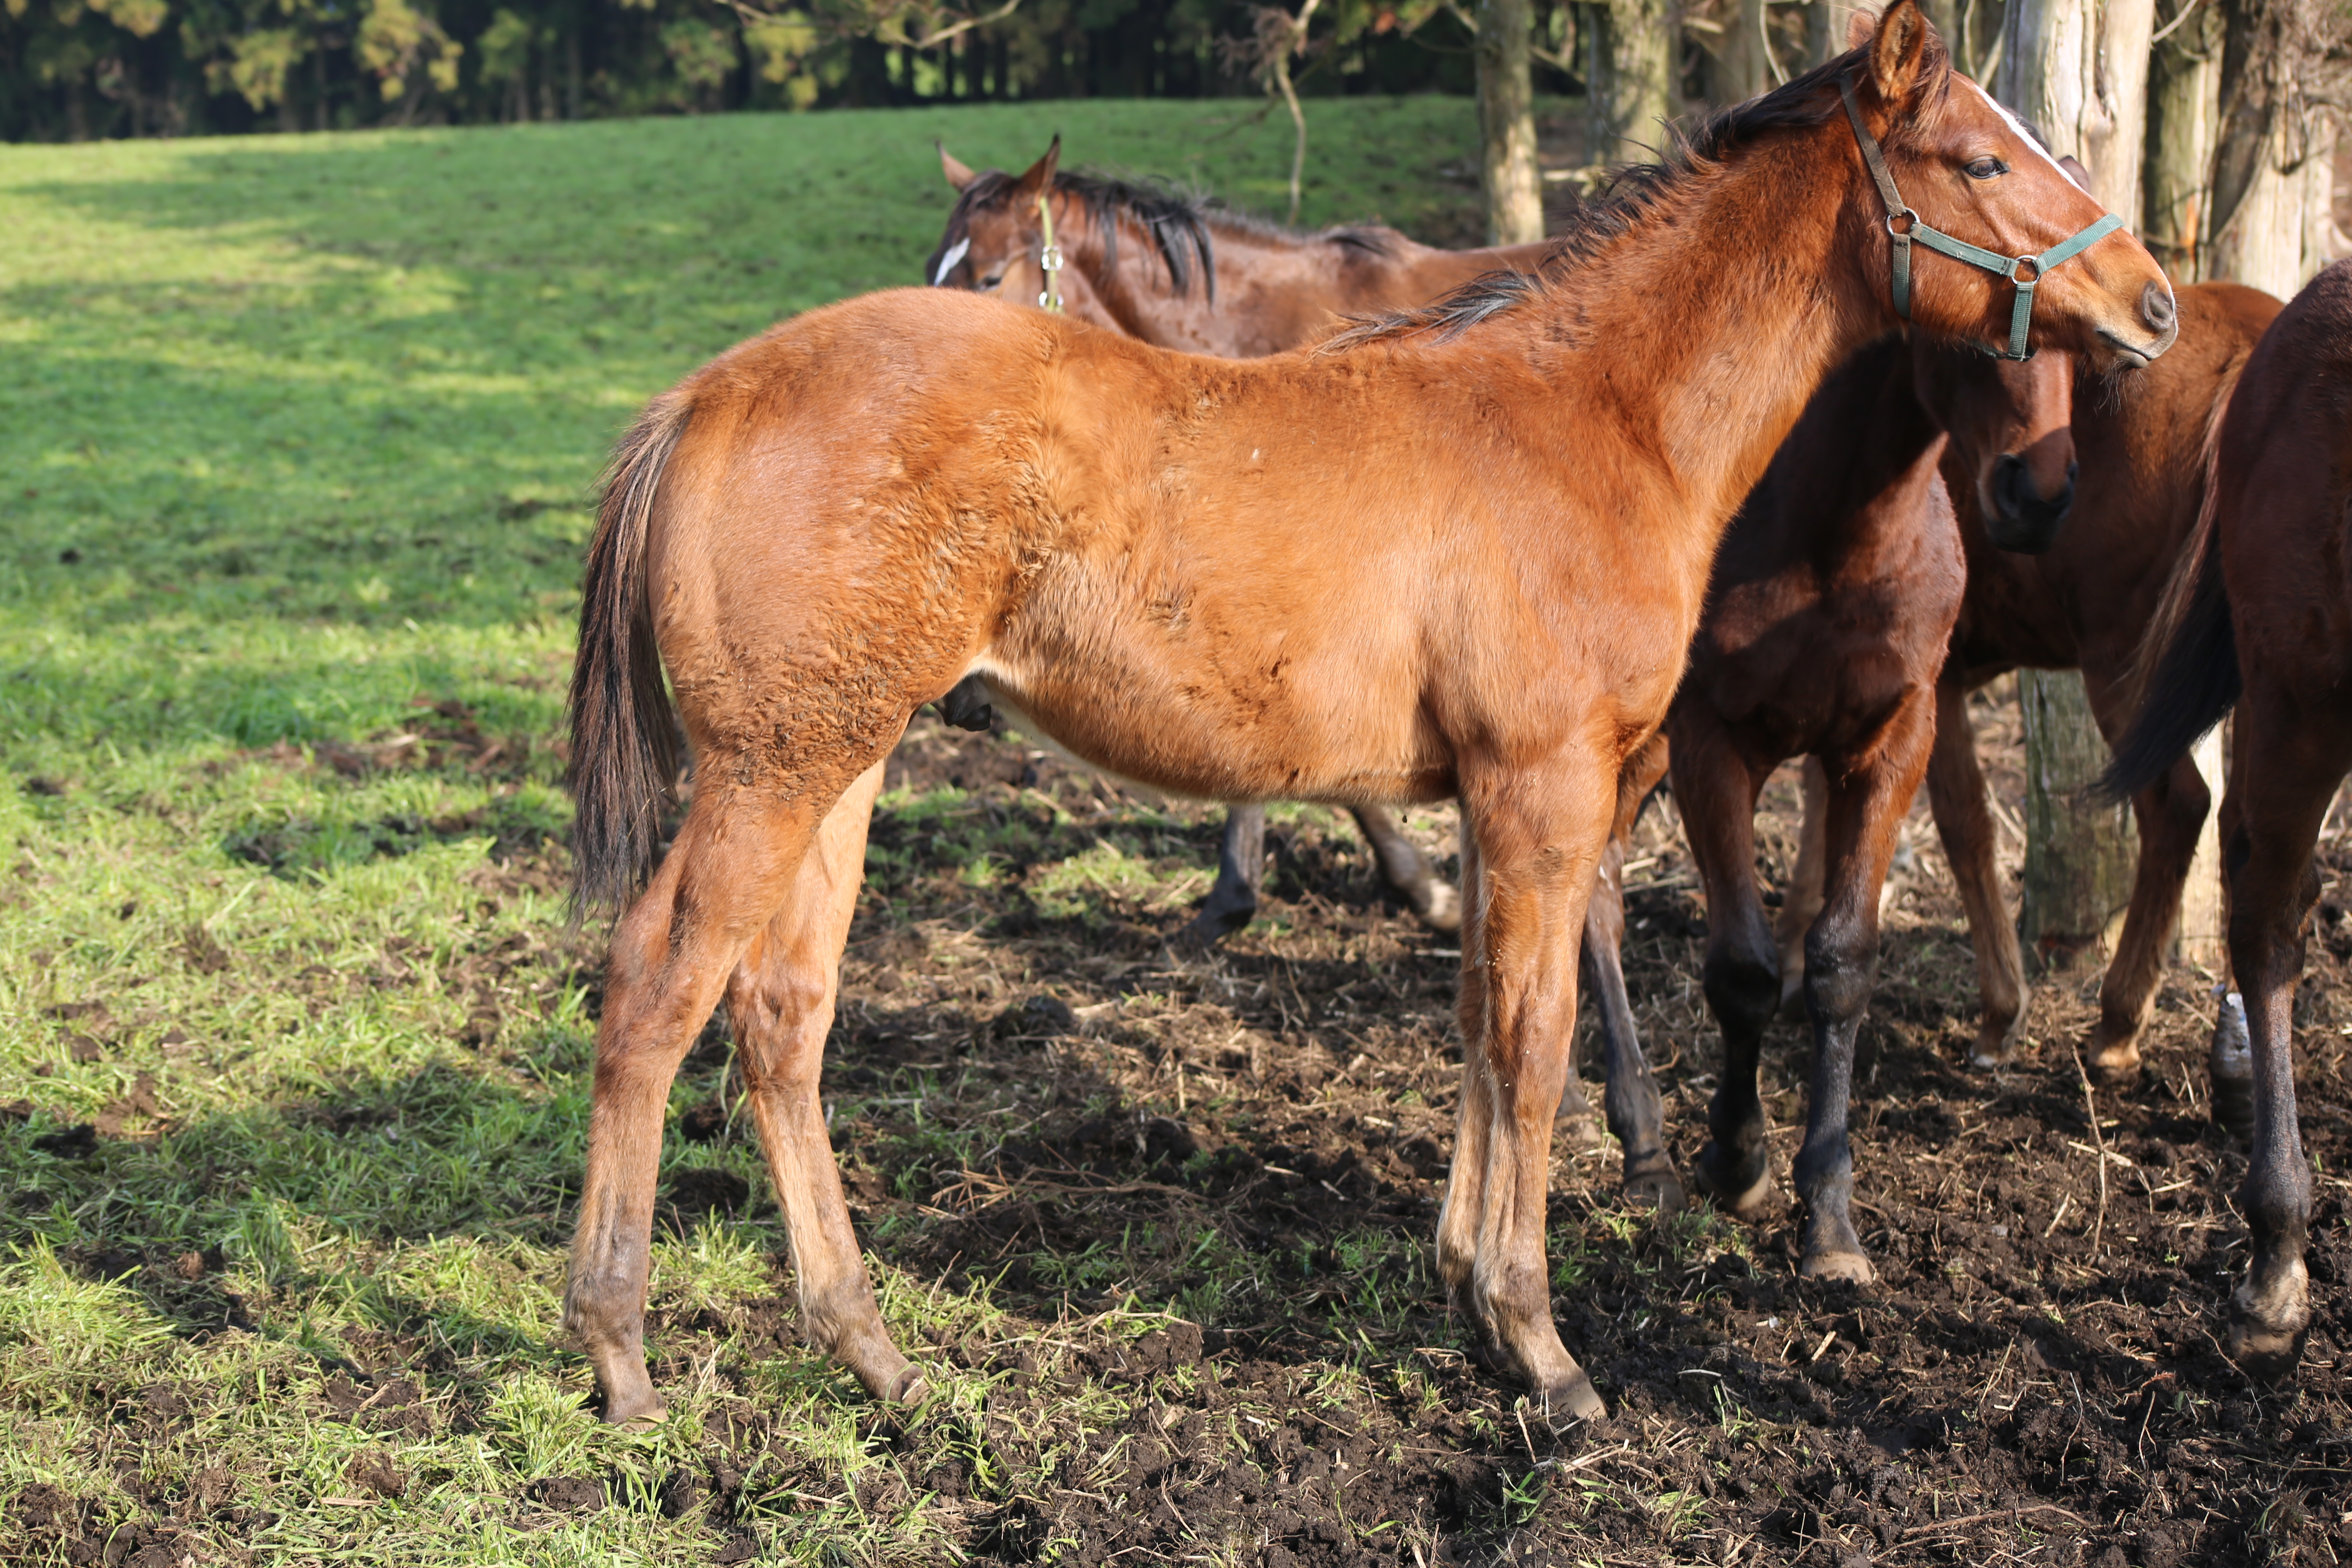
[933,235,972,287]
[1961,78,2080,190]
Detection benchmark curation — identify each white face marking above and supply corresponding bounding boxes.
[933,235,972,287]
[1961,78,2078,188]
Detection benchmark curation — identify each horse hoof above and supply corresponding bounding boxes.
[1623,1161,1688,1215]
[601,1390,669,1427]
[1695,1144,1773,1220]
[1800,1250,1876,1286]
[1416,881,1463,933]
[1557,1111,1604,1148]
[2088,1039,2143,1085]
[1968,1033,2021,1070]
[1537,1371,1607,1426]
[2225,1314,2308,1381]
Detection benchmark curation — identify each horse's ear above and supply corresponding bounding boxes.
[2057,153,2093,191]
[1844,7,1875,49]
[939,143,978,192]
[1869,0,1931,104]
[1013,135,1062,200]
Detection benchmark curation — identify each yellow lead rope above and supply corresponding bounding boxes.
[1036,191,1064,314]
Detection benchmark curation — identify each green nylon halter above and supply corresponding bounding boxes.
[1839,77,2123,361]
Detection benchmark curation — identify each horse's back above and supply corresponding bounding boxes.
[2216,262,2352,697]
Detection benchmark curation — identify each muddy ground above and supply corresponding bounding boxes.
[727,693,2347,1564]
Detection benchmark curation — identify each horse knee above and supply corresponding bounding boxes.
[1801,918,1877,1025]
[1704,944,1779,1038]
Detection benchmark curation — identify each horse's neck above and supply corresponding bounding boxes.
[1504,142,1881,543]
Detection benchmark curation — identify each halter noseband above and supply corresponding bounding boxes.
[1839,76,2121,361]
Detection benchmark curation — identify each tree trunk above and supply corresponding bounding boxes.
[2017,672,2140,955]
[1588,0,1677,167]
[1477,0,1546,243]
[1996,0,2152,225]
[2143,0,2224,280]
[1995,0,2152,953]
[1706,0,1775,107]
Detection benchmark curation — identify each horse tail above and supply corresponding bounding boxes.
[569,393,691,915]
[2098,360,2246,803]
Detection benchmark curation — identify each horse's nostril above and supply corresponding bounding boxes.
[2143,280,2177,333]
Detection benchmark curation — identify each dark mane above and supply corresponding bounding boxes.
[924,165,1407,303]
[1323,44,1952,351]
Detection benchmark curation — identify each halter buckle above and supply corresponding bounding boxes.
[1885,210,1918,239]
[2007,255,2042,285]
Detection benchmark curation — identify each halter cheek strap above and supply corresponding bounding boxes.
[1839,76,2122,361]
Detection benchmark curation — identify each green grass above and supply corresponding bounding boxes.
[0,98,1517,1566]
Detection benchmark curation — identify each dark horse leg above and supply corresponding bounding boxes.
[2214,684,2345,1375]
[1675,732,1781,1220]
[2081,670,2214,1081]
[1564,735,1683,1207]
[1924,667,2030,1066]
[1773,757,1830,1019]
[1789,695,1936,1281]
[1180,805,1270,944]
[1183,804,1461,945]
[1351,807,1463,931]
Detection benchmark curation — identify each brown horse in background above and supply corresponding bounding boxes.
[1920,282,2279,1074]
[927,139,1558,354]
[563,5,2174,1429]
[2105,260,2352,1384]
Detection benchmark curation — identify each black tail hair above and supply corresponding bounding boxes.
[568,395,690,915]
[2097,376,2245,803]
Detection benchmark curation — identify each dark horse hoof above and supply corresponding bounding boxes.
[1695,1141,1772,1219]
[1622,1153,1687,1214]
[1174,895,1257,951]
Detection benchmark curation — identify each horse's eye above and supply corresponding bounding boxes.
[1965,157,2008,180]
[980,272,1004,290]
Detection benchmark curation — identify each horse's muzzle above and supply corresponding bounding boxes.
[1986,453,2076,554]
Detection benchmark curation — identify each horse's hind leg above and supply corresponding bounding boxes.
[1774,757,1829,1019]
[1673,728,1779,1218]
[1573,735,1682,1207]
[725,761,920,1402]
[565,780,833,1425]
[1180,806,1266,944]
[2216,686,2343,1377]
[1924,668,2028,1066]
[1350,806,1462,932]
[1792,694,1934,1283]
[2082,664,2212,1078]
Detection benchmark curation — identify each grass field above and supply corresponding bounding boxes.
[0,98,1521,1567]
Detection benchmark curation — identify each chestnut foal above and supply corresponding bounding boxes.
[2105,259,2352,1382]
[564,6,2172,1427]
[928,140,1563,943]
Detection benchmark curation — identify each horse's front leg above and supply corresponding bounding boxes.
[1436,755,1617,1423]
[1793,692,1934,1283]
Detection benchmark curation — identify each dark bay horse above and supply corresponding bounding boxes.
[1921,282,2280,1073]
[564,4,2174,1427]
[928,140,1569,943]
[928,139,1559,355]
[2105,259,2352,1383]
